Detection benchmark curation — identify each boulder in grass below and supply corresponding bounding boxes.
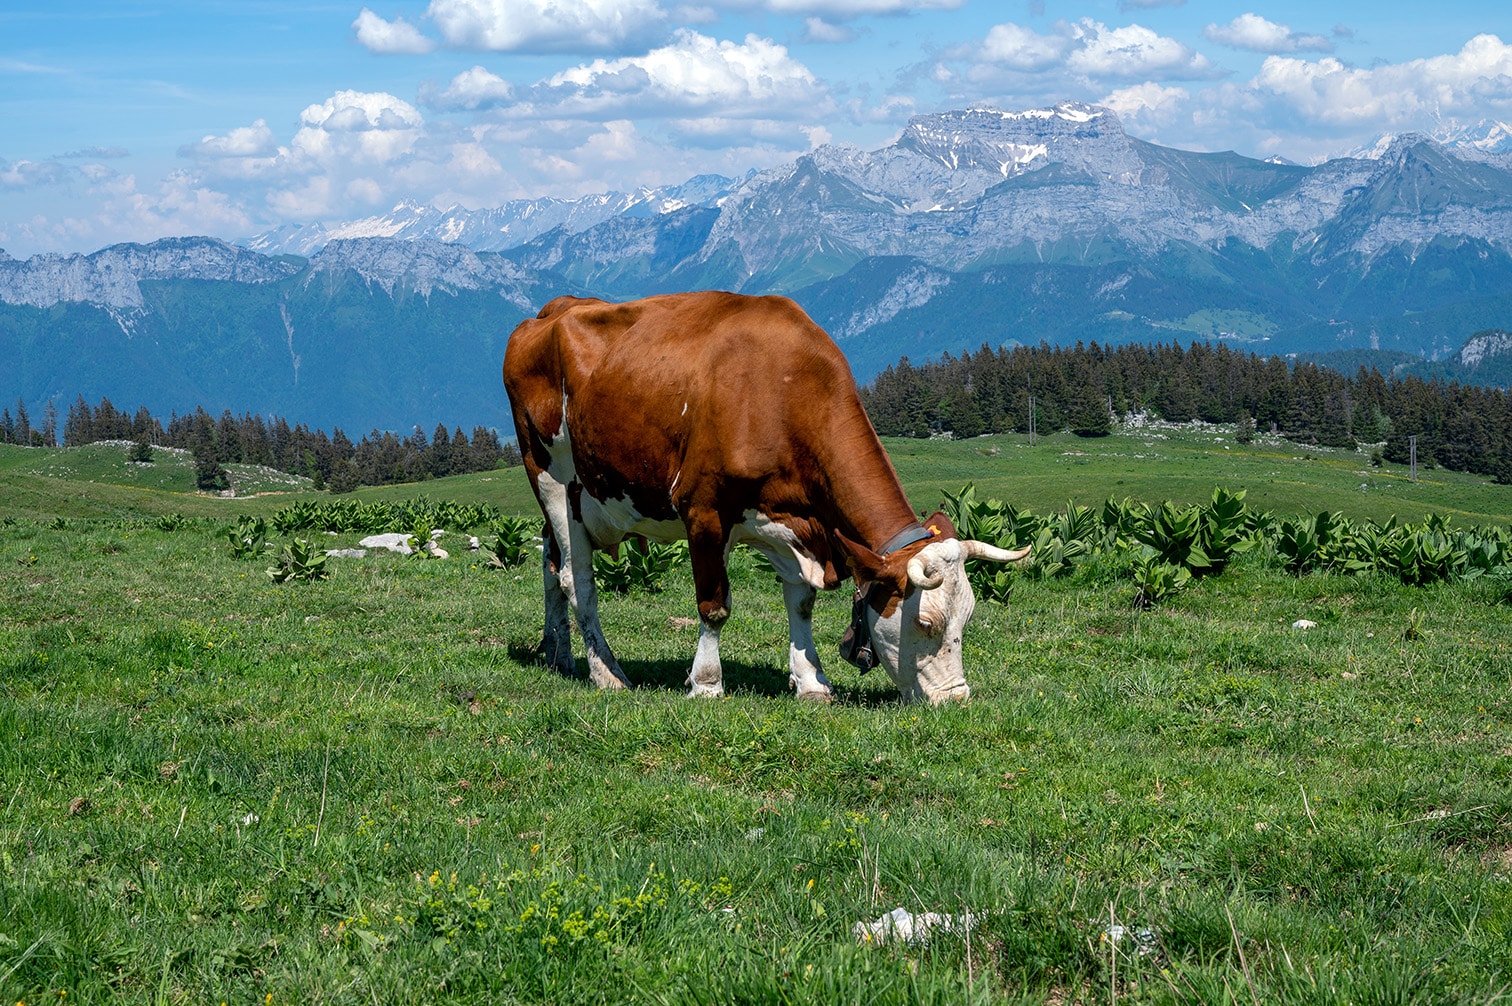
[360,532,414,555]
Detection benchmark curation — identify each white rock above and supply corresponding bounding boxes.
[1292,619,1317,630]
[360,532,414,555]
[853,907,979,946]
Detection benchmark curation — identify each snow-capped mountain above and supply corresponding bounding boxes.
[6,101,1512,432]
[1348,119,1512,160]
[245,174,742,256]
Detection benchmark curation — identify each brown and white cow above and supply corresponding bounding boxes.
[502,291,1027,704]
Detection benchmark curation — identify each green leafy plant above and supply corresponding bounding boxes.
[594,537,686,593]
[226,516,269,560]
[1133,501,1209,572]
[1197,487,1254,575]
[266,538,330,583]
[487,516,539,569]
[154,513,191,532]
[1131,550,1191,609]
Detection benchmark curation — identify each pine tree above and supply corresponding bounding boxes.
[14,399,31,446]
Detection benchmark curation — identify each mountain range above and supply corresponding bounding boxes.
[3,102,1511,433]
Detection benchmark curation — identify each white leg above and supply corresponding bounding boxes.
[783,581,833,700]
[688,618,724,698]
[562,510,630,690]
[537,471,629,690]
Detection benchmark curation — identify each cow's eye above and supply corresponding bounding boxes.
[913,615,938,636]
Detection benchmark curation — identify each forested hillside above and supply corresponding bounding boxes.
[861,341,1512,481]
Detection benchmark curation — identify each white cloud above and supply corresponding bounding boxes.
[293,91,426,164]
[963,18,1218,84]
[426,0,669,52]
[181,120,279,160]
[1251,33,1512,127]
[1065,20,1217,80]
[802,17,856,43]
[353,8,438,54]
[533,29,828,118]
[0,160,71,189]
[1101,81,1188,118]
[424,66,516,110]
[759,0,962,13]
[1204,13,1331,55]
[980,22,1071,71]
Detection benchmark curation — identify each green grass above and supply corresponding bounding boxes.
[1,429,1511,1003]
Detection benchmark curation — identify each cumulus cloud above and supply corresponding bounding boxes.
[426,0,669,52]
[423,65,516,110]
[0,160,70,189]
[180,120,280,160]
[979,22,1072,71]
[531,29,828,118]
[1204,13,1332,54]
[353,8,438,54]
[1251,33,1512,128]
[1065,20,1218,79]
[759,0,962,13]
[962,18,1218,83]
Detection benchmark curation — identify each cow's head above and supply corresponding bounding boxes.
[844,515,1029,704]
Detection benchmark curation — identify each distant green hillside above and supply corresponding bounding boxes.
[6,425,1507,528]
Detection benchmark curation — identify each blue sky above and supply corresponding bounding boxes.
[2,0,1508,257]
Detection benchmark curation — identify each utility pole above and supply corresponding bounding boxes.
[1028,395,1037,445]
[1408,435,1418,483]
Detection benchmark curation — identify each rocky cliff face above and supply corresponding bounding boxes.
[0,237,301,311]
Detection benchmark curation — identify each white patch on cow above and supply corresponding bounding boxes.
[578,491,684,547]
[681,401,688,416]
[728,510,827,590]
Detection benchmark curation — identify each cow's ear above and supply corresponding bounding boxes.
[834,528,887,582]
[921,511,959,541]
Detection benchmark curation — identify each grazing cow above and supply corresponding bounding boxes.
[503,292,1027,703]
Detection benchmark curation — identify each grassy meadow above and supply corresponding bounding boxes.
[2,426,1511,1004]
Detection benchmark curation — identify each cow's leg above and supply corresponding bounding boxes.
[686,521,731,698]
[782,580,834,701]
[538,473,630,690]
[537,515,575,677]
[563,507,631,691]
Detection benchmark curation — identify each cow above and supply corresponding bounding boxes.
[502,291,1028,704]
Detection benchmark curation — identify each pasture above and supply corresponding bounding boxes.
[1,427,1510,1004]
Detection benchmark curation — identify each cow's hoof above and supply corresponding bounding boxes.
[687,674,725,699]
[796,688,834,703]
[588,665,630,690]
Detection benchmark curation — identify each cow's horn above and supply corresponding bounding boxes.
[907,554,945,590]
[963,540,1031,563]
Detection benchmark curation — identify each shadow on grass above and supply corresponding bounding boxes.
[506,637,903,704]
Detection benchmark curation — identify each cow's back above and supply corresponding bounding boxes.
[506,292,863,516]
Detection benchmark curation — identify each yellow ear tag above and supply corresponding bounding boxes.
[927,524,940,536]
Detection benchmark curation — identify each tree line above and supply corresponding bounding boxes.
[0,396,520,493]
[860,340,1512,482]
